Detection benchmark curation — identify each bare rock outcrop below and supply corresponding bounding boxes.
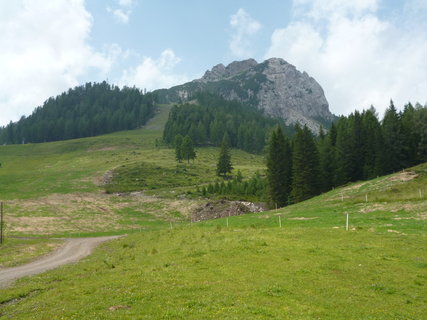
[156,57,336,132]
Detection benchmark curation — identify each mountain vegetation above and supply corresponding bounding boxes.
[200,100,427,207]
[263,101,427,207]
[0,81,156,144]
[0,101,425,319]
[162,92,293,154]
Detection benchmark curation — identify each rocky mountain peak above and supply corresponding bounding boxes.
[156,58,336,132]
[199,58,258,82]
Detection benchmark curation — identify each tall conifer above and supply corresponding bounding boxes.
[290,125,320,203]
[266,126,292,208]
[216,133,233,177]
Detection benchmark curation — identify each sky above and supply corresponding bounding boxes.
[1,0,427,126]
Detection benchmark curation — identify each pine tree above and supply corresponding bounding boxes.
[318,128,336,192]
[181,135,196,163]
[174,134,184,162]
[362,107,383,179]
[290,125,320,203]
[266,126,292,208]
[382,100,404,173]
[334,117,352,185]
[216,133,233,178]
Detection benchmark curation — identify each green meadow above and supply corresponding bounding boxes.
[0,105,426,319]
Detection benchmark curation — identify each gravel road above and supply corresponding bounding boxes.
[0,235,122,288]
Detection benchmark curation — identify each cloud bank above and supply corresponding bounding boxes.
[119,49,189,91]
[265,0,427,116]
[0,0,114,126]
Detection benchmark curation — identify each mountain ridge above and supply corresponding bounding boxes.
[155,57,336,132]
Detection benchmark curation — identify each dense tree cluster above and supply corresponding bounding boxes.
[0,81,156,144]
[174,134,196,163]
[199,171,266,201]
[266,101,427,207]
[163,93,293,154]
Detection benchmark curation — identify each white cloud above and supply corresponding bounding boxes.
[120,49,189,91]
[0,0,114,126]
[265,0,427,116]
[112,8,129,24]
[229,8,261,58]
[118,0,134,7]
[107,0,136,24]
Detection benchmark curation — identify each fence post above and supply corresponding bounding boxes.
[346,213,349,231]
[0,202,3,244]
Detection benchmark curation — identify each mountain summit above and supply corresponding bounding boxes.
[156,58,335,131]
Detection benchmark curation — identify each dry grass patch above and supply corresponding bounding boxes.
[388,170,419,182]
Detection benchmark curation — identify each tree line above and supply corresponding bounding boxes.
[0,81,156,144]
[163,92,293,154]
[267,101,427,207]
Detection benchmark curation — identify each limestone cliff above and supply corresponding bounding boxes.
[155,58,335,132]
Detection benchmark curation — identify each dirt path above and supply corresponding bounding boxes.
[0,235,122,288]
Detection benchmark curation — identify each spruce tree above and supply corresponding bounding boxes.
[174,134,184,162]
[216,133,233,178]
[382,100,404,173]
[181,135,196,163]
[362,107,383,179]
[266,126,292,208]
[318,128,336,192]
[290,125,320,203]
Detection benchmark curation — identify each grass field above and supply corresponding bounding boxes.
[0,105,426,319]
[0,238,63,268]
[0,105,264,237]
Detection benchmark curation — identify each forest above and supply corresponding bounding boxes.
[198,101,427,207]
[0,81,156,144]
[162,93,294,154]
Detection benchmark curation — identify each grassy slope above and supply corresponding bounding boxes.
[0,165,426,318]
[0,104,426,319]
[0,105,264,237]
[0,238,63,268]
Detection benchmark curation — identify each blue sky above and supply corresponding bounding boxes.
[1,0,427,126]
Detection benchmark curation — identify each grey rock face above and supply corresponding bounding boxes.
[157,57,335,132]
[256,58,333,132]
[199,59,258,82]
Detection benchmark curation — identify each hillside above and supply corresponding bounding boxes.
[0,154,426,318]
[0,105,265,236]
[0,82,156,144]
[0,102,425,318]
[155,58,336,132]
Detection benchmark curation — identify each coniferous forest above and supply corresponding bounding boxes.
[191,100,427,207]
[0,81,156,144]
[265,101,427,207]
[162,93,293,154]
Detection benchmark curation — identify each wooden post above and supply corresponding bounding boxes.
[0,202,3,244]
[365,193,368,203]
[346,213,349,231]
[279,216,282,228]
[226,218,229,227]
